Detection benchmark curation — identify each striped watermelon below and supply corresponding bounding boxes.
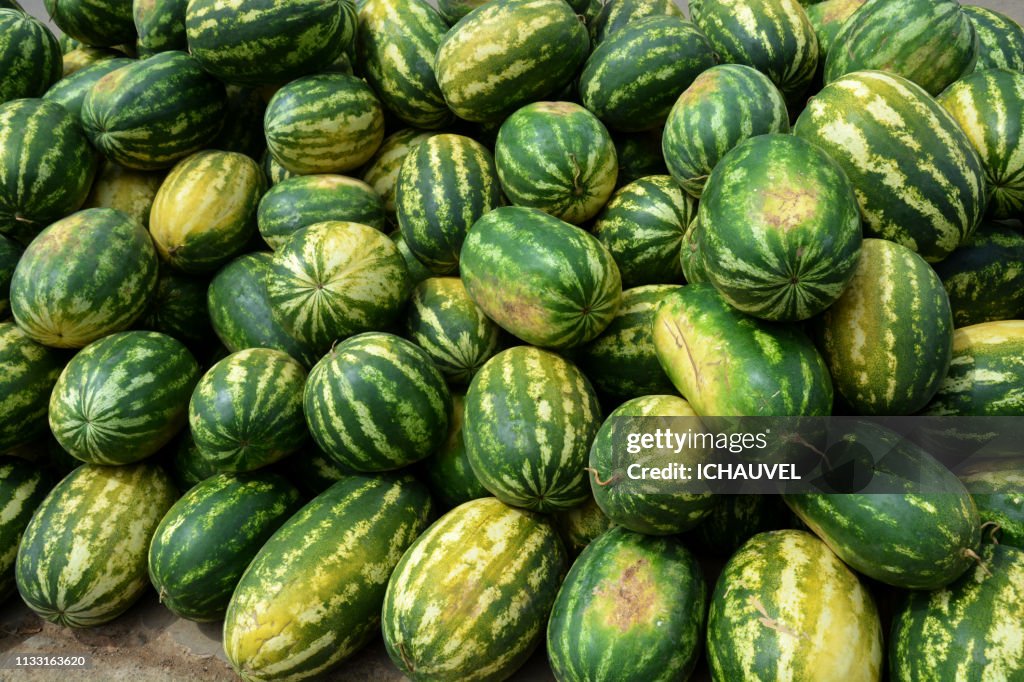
[707,530,883,681]
[61,46,123,76]
[890,544,1024,681]
[662,64,790,199]
[188,349,308,473]
[690,0,819,106]
[357,0,452,129]
[964,6,1024,73]
[0,234,20,318]
[680,216,707,283]
[436,0,485,25]
[224,474,433,680]
[49,331,200,465]
[653,284,834,416]
[360,128,436,224]
[261,151,295,186]
[185,0,350,86]
[589,395,715,534]
[83,163,163,230]
[418,393,489,511]
[304,332,451,471]
[133,0,186,55]
[553,495,613,558]
[433,0,589,122]
[826,0,978,96]
[577,285,678,400]
[404,277,503,385]
[168,432,219,491]
[924,320,1024,416]
[547,527,706,682]
[794,71,986,262]
[0,323,62,452]
[464,346,601,512]
[614,130,668,188]
[15,463,178,627]
[0,99,98,244]
[45,57,133,119]
[44,0,136,47]
[382,497,567,681]
[10,208,159,349]
[264,74,385,175]
[396,134,503,274]
[266,221,411,354]
[81,51,227,171]
[206,252,320,368]
[933,221,1024,327]
[211,85,267,161]
[960,461,1024,549]
[592,176,695,288]
[700,134,863,321]
[590,0,685,45]
[0,457,48,601]
[816,238,953,415]
[147,471,302,621]
[460,206,623,349]
[579,16,717,133]
[495,102,618,225]
[804,0,865,61]
[0,9,62,104]
[137,268,212,346]
[938,68,1024,220]
[257,175,385,251]
[149,151,264,273]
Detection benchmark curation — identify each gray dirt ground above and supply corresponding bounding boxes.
[4,0,1024,680]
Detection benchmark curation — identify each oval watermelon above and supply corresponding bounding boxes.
[0,9,62,104]
[933,221,1024,327]
[360,128,437,223]
[44,0,136,47]
[134,0,187,55]
[963,5,1024,73]
[44,57,134,119]
[83,161,164,229]
[0,458,49,602]
[924,320,1024,416]
[590,0,684,45]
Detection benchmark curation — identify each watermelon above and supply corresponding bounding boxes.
[460,206,623,349]
[589,395,716,535]
[577,285,678,400]
[381,497,567,681]
[653,284,833,416]
[804,0,866,60]
[547,527,706,682]
[553,495,613,558]
[418,393,489,511]
[391,230,432,287]
[396,134,503,274]
[137,268,212,345]
[433,0,589,122]
[133,0,186,55]
[264,73,385,175]
[495,102,618,225]
[304,332,451,472]
[707,530,883,681]
[592,176,694,288]
[206,252,320,368]
[662,64,790,199]
[210,85,267,161]
[10,208,159,349]
[61,46,123,76]
[890,544,1024,681]
[579,16,717,133]
[49,331,200,465]
[265,221,411,354]
[224,474,433,680]
[168,432,219,491]
[360,128,437,223]
[614,130,668,188]
[188,349,308,473]
[0,457,48,601]
[680,216,708,283]
[149,150,264,273]
[938,68,1024,220]
[257,175,385,251]
[689,495,787,556]
[464,346,601,513]
[590,0,685,45]
[825,0,978,96]
[0,9,62,104]
[924,320,1024,416]
[147,471,302,621]
[816,238,953,415]
[357,0,452,129]
[689,0,819,106]
[81,51,227,171]
[261,150,295,186]
[436,0,486,25]
[963,6,1024,73]
[0,98,99,244]
[82,162,163,229]
[15,463,178,627]
[0,323,62,453]
[933,221,1024,327]
[0,234,20,318]
[700,134,863,321]
[793,71,986,262]
[960,460,1024,549]
[45,0,136,47]
[404,277,503,385]
[185,0,350,87]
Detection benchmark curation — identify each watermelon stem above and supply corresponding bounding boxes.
[584,467,616,487]
[962,547,993,577]
[980,521,1002,544]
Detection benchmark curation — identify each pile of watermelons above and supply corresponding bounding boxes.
[1,0,1023,678]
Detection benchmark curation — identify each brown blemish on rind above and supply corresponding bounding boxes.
[595,559,655,632]
[761,186,819,232]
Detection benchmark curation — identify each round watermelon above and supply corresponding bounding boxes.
[83,161,164,229]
